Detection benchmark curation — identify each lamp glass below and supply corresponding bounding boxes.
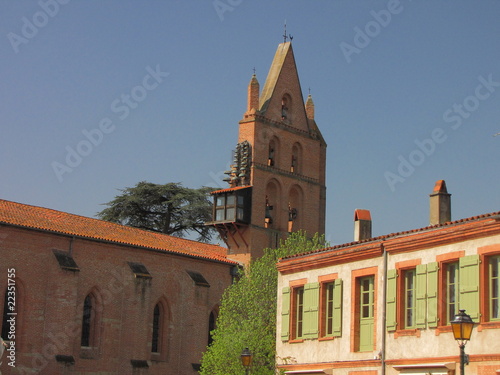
[241,348,252,367]
[450,309,474,341]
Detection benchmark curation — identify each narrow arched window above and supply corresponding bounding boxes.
[208,311,216,346]
[281,96,289,120]
[291,143,302,173]
[268,144,275,166]
[152,304,161,353]
[81,294,93,347]
[1,288,11,339]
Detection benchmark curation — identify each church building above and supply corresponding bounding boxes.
[207,41,327,264]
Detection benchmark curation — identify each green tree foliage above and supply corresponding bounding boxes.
[97,181,216,242]
[200,231,327,375]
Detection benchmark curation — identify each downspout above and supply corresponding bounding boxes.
[381,242,387,375]
[69,236,75,255]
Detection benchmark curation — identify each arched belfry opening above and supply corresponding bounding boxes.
[281,94,292,121]
[291,142,302,174]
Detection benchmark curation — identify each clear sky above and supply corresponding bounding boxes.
[1,1,499,246]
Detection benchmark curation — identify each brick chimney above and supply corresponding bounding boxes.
[354,209,372,241]
[429,180,451,225]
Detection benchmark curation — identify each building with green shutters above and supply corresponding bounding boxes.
[276,180,500,375]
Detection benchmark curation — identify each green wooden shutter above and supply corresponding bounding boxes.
[303,282,320,339]
[281,287,290,341]
[459,254,480,320]
[415,264,427,329]
[427,262,439,328]
[386,269,398,331]
[332,278,343,337]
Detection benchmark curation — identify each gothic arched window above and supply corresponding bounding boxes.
[208,310,217,346]
[81,294,94,347]
[152,303,162,353]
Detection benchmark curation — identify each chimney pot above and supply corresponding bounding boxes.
[429,180,451,225]
[354,209,372,241]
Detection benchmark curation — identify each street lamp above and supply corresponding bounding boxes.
[241,347,252,375]
[450,309,475,375]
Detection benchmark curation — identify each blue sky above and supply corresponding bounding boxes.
[1,1,499,246]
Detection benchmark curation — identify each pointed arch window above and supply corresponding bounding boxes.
[208,310,217,346]
[80,291,102,350]
[81,294,94,347]
[151,300,169,360]
[265,179,282,230]
[268,144,275,167]
[152,304,162,353]
[2,287,15,340]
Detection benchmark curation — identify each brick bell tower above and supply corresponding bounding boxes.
[208,41,327,265]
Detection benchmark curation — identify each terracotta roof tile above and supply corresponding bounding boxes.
[210,186,251,195]
[0,199,237,265]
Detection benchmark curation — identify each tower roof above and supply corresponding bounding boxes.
[259,42,296,112]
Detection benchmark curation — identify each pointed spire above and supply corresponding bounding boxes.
[305,93,315,120]
[247,72,260,112]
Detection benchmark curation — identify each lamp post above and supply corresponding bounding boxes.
[450,309,475,375]
[241,347,252,375]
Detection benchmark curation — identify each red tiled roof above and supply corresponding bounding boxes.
[210,186,252,195]
[280,211,500,262]
[0,199,236,265]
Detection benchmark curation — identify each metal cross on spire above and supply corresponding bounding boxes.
[283,21,293,43]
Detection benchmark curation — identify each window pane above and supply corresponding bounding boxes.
[362,305,370,318]
[296,288,304,338]
[237,208,244,221]
[447,262,459,323]
[405,269,416,328]
[226,207,235,221]
[216,208,224,221]
[362,291,370,305]
[324,283,334,336]
[216,196,224,207]
[237,195,244,205]
[226,195,235,205]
